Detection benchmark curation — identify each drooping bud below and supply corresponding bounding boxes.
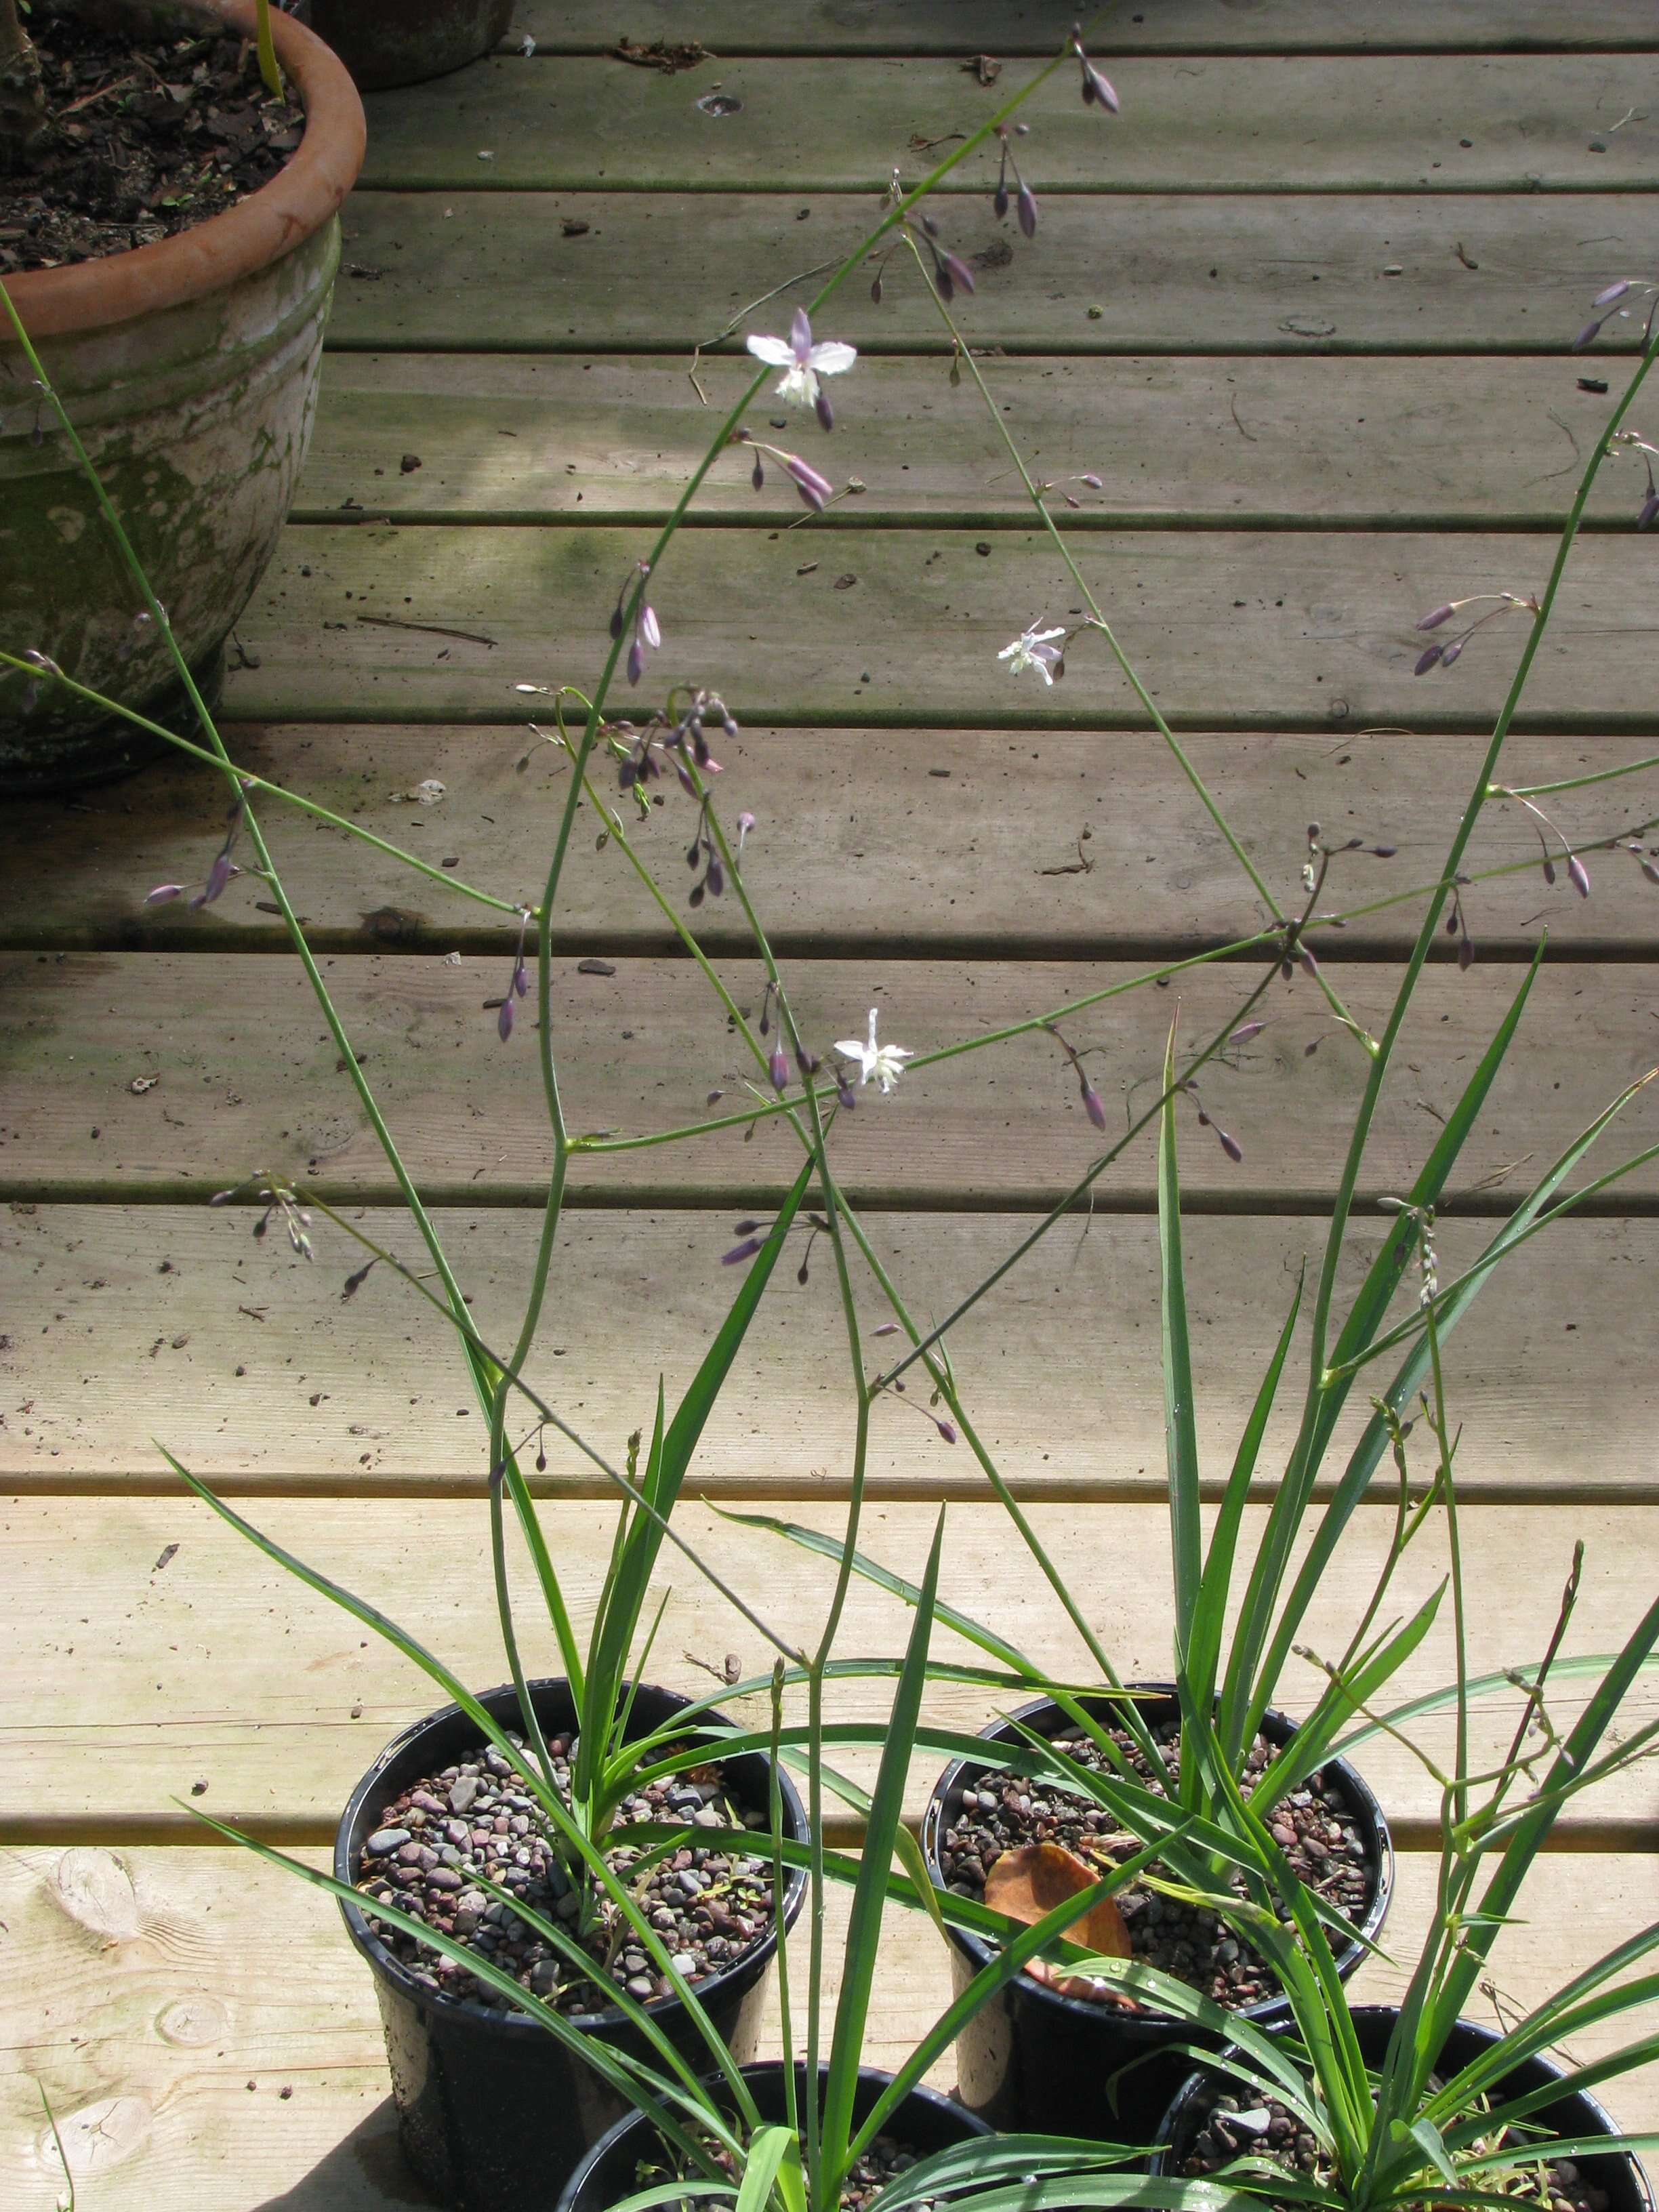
[1215,1126,1244,1164]
[1440,638,1464,668]
[497,996,514,1042]
[1639,490,1659,531]
[1568,852,1591,898]
[1594,280,1632,308]
[940,251,977,296]
[1017,182,1038,239]
[1082,62,1119,111]
[1573,317,1607,352]
[1416,603,1457,631]
[722,1235,764,1266]
[785,453,834,510]
[1414,644,1443,676]
[1081,1082,1107,1131]
[769,1044,790,1090]
[1229,1021,1265,1045]
[933,1416,958,1444]
[145,883,185,905]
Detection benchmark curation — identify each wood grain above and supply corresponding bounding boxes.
[325,193,1642,355]
[3,953,1656,1208]
[3,1843,1654,2211]
[515,1,1659,57]
[9,723,1659,960]
[287,355,1648,530]
[3,1495,1656,1836]
[5,1206,1658,1502]
[355,56,1659,194]
[223,524,1659,731]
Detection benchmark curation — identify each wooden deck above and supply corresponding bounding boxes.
[5,3,1659,2202]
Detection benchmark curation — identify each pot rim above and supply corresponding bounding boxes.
[562,2058,995,2212]
[920,1682,1394,2028]
[1153,2002,1656,2210]
[6,0,366,340]
[334,1675,811,2039]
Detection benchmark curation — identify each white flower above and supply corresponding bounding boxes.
[745,308,857,416]
[835,1007,913,1095]
[998,623,1066,686]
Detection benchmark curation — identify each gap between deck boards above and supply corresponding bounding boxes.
[1,1811,1647,1853]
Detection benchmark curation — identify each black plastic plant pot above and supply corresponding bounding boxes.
[1154,2003,1656,2212]
[919,1685,1393,2144]
[557,2060,995,2212]
[336,1678,808,2212]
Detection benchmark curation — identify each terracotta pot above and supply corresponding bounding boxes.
[306,0,516,91]
[0,0,365,791]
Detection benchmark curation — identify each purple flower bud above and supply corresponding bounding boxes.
[1082,62,1120,112]
[497,996,514,1042]
[609,606,624,640]
[785,453,834,510]
[210,1187,235,1205]
[1298,948,1319,978]
[1081,1082,1107,1131]
[815,387,834,433]
[1542,855,1557,886]
[752,453,765,491]
[1017,182,1038,239]
[1079,472,1103,489]
[1639,491,1659,531]
[640,605,661,650]
[1440,638,1464,668]
[731,1218,762,1236]
[145,882,184,905]
[940,251,977,296]
[1568,852,1591,898]
[769,1044,790,1090]
[1416,603,1457,631]
[1572,317,1606,352]
[627,638,644,685]
[1458,934,1475,971]
[1641,856,1659,886]
[994,180,1010,220]
[1216,1126,1244,1164]
[704,857,724,898]
[1414,644,1444,676]
[513,959,529,998]
[1594,280,1632,308]
[872,1322,899,1336]
[933,1417,958,1444]
[836,1078,858,1109]
[721,1236,764,1266]
[190,850,235,909]
[1229,1021,1265,1045]
[870,273,884,304]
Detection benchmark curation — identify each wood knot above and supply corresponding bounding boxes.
[47,1847,141,1941]
[40,2093,152,2178]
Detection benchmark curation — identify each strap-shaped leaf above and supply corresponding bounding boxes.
[1159,1018,1203,1654]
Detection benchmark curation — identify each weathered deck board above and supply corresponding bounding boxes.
[7,1207,1657,1502]
[356,56,1659,194]
[4,1496,1655,1836]
[10,724,1659,960]
[289,355,1644,530]
[226,525,1659,731]
[326,193,1639,355]
[5,1843,1654,2210]
[4,956,1656,1209]
[516,1,1659,57]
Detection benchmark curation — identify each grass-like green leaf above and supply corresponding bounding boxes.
[1159,1017,1203,1658]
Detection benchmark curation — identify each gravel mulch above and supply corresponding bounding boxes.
[1174,2087,1614,2212]
[355,1727,777,2015]
[935,1715,1375,2009]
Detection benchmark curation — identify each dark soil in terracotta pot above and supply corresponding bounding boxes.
[935,1706,1376,2009]
[1,10,301,271]
[354,1718,785,2015]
